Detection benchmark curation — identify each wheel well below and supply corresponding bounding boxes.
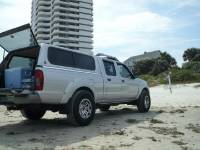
[142,88,149,94]
[74,87,94,98]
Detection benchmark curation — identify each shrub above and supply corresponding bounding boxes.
[139,75,159,87]
[139,74,168,87]
[182,61,200,73]
[139,69,200,87]
[171,69,200,83]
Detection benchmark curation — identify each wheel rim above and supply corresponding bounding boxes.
[144,95,150,109]
[79,98,92,119]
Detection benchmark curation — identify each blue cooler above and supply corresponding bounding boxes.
[5,68,33,90]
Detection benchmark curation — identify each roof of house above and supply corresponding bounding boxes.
[124,50,161,67]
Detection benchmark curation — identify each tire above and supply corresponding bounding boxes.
[68,90,95,126]
[137,90,151,113]
[20,106,46,120]
[99,105,110,112]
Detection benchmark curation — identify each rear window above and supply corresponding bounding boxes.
[48,47,95,71]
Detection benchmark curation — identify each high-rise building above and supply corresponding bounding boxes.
[31,0,93,52]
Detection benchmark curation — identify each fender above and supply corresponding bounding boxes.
[135,78,150,100]
[60,78,96,104]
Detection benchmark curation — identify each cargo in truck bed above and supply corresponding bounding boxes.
[5,68,33,90]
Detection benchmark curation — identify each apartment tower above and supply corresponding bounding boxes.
[31,0,93,52]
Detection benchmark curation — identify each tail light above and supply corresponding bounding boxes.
[35,69,44,91]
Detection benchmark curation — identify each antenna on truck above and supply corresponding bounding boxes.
[96,53,119,61]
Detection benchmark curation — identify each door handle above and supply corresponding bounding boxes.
[107,78,111,82]
[122,80,125,83]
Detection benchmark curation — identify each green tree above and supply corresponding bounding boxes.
[193,54,200,61]
[133,51,177,76]
[183,48,200,62]
[133,59,155,75]
[160,52,177,67]
[151,59,170,76]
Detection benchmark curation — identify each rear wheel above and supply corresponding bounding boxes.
[137,90,151,113]
[20,106,46,120]
[68,90,95,126]
[99,105,110,112]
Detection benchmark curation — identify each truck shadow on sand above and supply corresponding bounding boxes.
[0,107,159,149]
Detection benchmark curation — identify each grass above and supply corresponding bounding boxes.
[139,74,165,87]
[157,110,166,113]
[100,145,116,150]
[6,131,20,135]
[148,136,158,142]
[194,84,200,88]
[139,69,200,87]
[28,138,41,143]
[132,136,142,141]
[119,143,135,147]
[125,119,139,124]
[112,129,126,136]
[172,140,187,146]
[169,109,187,114]
[186,123,200,133]
[79,145,93,150]
[139,126,185,136]
[150,119,164,124]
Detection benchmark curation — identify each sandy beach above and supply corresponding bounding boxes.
[0,83,200,150]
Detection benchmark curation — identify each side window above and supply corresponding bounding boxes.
[117,64,133,78]
[103,60,116,76]
[9,56,34,69]
[48,47,74,67]
[73,53,95,70]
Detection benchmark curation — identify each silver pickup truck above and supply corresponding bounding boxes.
[0,24,151,126]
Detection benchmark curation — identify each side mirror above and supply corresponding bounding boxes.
[130,70,137,79]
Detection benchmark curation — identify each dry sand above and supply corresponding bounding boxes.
[0,83,200,150]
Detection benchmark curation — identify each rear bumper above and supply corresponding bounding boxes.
[0,98,14,105]
[0,89,41,105]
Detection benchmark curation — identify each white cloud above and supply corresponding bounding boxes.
[0,0,199,66]
[196,12,200,17]
[93,0,174,54]
[93,0,200,66]
[0,0,31,62]
[94,11,173,50]
[165,0,200,16]
[97,12,172,33]
[0,0,31,31]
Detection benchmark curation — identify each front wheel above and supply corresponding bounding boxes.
[137,90,151,113]
[68,90,95,126]
[20,106,46,120]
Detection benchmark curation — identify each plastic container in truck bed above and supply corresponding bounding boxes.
[5,68,33,90]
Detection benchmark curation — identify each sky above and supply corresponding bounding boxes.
[0,0,200,66]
